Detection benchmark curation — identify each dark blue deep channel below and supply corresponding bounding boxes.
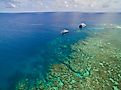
[0,13,121,90]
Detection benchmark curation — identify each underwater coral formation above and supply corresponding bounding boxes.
[15,24,121,90]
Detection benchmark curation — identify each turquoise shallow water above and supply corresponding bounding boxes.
[0,13,121,90]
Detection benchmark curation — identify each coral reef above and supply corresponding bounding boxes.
[15,24,121,90]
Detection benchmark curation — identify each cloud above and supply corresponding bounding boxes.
[0,0,121,12]
[7,2,16,8]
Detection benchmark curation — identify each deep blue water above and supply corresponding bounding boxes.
[0,12,121,90]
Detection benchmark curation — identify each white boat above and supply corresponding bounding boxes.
[79,23,86,29]
[61,29,69,35]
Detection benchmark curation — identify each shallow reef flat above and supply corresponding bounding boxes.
[15,24,121,90]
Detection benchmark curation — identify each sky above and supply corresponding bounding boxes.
[0,0,121,12]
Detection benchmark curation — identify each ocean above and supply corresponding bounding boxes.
[0,13,121,90]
